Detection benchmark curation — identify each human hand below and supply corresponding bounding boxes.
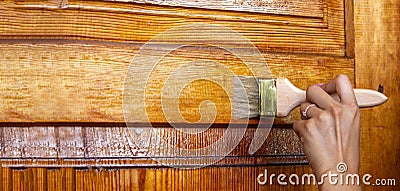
[293,74,361,191]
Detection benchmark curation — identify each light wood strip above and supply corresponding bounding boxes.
[115,0,324,18]
[0,43,354,123]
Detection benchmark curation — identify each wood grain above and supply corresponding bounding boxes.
[0,43,354,124]
[115,0,324,18]
[0,0,346,55]
[0,0,397,190]
[0,166,318,191]
[344,0,355,58]
[354,0,400,190]
[0,126,305,167]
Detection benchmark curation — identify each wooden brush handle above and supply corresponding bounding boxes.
[275,78,388,117]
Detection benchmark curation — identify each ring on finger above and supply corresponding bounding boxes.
[302,104,317,119]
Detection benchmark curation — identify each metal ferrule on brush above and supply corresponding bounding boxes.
[257,79,277,116]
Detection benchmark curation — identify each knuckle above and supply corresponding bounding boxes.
[349,102,360,112]
[317,112,331,124]
[348,102,360,119]
[336,74,350,82]
[306,85,319,97]
[307,85,319,92]
[293,120,314,136]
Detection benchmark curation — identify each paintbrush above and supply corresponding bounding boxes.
[232,76,387,154]
[232,76,388,118]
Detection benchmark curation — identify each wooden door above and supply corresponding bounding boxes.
[0,0,398,190]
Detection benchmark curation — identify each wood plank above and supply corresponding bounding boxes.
[25,126,58,158]
[11,169,25,191]
[58,126,85,158]
[22,166,317,191]
[0,1,397,191]
[0,0,346,55]
[46,169,56,191]
[0,126,305,166]
[114,0,324,18]
[0,43,354,123]
[75,169,84,191]
[33,168,48,191]
[1,167,12,191]
[354,0,400,190]
[345,0,355,58]
[0,166,319,190]
[65,168,75,191]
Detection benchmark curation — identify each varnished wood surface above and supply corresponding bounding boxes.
[355,0,400,190]
[117,0,324,18]
[0,126,304,164]
[0,43,354,124]
[0,166,317,191]
[0,0,398,190]
[1,0,346,55]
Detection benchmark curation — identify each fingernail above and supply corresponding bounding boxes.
[316,83,324,87]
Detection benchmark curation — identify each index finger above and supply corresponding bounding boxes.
[320,74,357,104]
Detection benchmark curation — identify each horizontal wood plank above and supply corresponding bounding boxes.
[0,0,346,55]
[0,42,354,123]
[0,126,305,166]
[0,167,318,190]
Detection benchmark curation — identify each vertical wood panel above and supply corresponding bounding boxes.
[355,0,400,190]
[1,168,12,191]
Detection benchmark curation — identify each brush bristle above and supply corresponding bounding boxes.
[232,76,259,118]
